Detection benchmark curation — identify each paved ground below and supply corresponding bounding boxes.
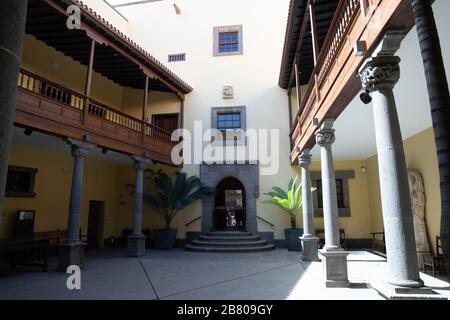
[0,248,448,300]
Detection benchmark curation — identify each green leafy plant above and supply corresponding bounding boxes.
[143,169,215,229]
[264,177,311,229]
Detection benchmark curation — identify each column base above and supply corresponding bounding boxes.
[127,235,147,257]
[57,242,86,272]
[371,281,447,300]
[319,249,349,288]
[300,236,320,262]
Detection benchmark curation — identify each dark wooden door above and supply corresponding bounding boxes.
[152,113,179,133]
[87,201,105,248]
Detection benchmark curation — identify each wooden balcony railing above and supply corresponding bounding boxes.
[16,69,177,164]
[289,0,414,164]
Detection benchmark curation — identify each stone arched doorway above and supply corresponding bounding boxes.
[214,177,246,231]
[200,163,259,233]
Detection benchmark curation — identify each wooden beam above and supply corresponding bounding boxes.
[309,0,320,66]
[142,75,149,143]
[142,76,149,122]
[288,0,311,88]
[42,0,185,97]
[287,88,293,129]
[179,97,185,130]
[83,39,95,124]
[294,63,302,111]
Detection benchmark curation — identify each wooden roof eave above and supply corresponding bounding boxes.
[42,0,192,97]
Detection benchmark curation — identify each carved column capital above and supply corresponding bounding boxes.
[71,145,91,159]
[131,155,151,170]
[315,119,335,147]
[298,149,312,168]
[65,139,96,159]
[358,56,401,91]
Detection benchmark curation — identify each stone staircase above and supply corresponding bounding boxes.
[185,231,275,253]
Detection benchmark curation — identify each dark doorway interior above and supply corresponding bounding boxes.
[87,201,105,249]
[152,113,179,133]
[214,177,246,231]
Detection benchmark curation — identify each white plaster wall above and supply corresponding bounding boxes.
[82,0,130,34]
[116,0,299,239]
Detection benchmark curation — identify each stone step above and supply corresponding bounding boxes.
[199,235,261,241]
[185,244,275,253]
[192,239,268,247]
[206,231,252,237]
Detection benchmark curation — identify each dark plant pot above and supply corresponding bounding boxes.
[284,228,304,251]
[153,229,177,250]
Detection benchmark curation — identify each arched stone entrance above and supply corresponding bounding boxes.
[214,177,246,231]
[200,163,259,233]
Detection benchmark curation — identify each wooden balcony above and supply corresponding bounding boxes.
[289,0,415,164]
[15,69,178,165]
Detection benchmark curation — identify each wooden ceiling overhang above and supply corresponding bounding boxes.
[26,0,193,97]
[279,0,340,89]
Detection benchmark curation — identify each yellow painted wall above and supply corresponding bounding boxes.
[366,127,441,254]
[1,144,119,244]
[305,160,372,239]
[121,87,181,121]
[21,35,124,111]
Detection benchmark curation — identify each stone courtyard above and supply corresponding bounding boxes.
[0,249,448,300]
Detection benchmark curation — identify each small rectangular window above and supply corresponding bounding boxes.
[5,166,38,198]
[213,25,243,56]
[317,179,345,209]
[217,112,241,131]
[168,53,186,62]
[218,32,239,53]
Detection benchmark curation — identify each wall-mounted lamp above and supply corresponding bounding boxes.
[24,128,33,136]
[173,3,181,14]
[360,163,367,174]
[353,40,367,56]
[360,89,372,104]
[50,61,60,69]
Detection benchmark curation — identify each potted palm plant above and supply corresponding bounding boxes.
[143,169,214,250]
[264,177,305,251]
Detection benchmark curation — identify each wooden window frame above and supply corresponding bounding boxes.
[311,171,355,217]
[5,165,38,198]
[213,25,243,56]
[211,106,246,146]
[217,112,242,131]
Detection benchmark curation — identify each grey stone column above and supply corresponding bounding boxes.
[315,120,341,250]
[299,149,319,261]
[128,156,151,257]
[315,120,349,288]
[0,1,28,217]
[58,139,95,271]
[359,33,423,289]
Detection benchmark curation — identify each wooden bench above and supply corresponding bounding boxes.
[423,236,446,277]
[34,229,87,255]
[370,232,386,256]
[34,229,67,256]
[0,238,50,272]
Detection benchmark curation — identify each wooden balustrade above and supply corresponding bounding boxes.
[17,69,174,143]
[289,0,413,163]
[15,69,178,164]
[290,0,360,146]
